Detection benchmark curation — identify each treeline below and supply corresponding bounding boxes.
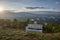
[43,24,60,33]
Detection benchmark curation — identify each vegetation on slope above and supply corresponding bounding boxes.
[0,19,60,40]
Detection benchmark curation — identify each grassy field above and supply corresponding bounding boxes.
[0,19,60,40]
[0,28,60,40]
[0,28,42,40]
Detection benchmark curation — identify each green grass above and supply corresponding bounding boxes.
[0,29,42,40]
[0,19,60,40]
[0,29,60,40]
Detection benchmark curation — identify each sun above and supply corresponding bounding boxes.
[0,7,4,12]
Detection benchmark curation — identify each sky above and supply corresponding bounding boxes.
[0,0,60,12]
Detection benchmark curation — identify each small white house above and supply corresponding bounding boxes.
[26,21,43,32]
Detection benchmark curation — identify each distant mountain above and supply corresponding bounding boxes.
[0,11,60,20]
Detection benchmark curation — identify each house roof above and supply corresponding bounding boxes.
[27,24,43,29]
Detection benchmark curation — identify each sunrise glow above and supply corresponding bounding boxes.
[0,7,4,12]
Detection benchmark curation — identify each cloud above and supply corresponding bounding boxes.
[13,7,60,12]
[25,7,48,9]
[2,7,60,13]
[0,0,21,3]
[56,2,60,4]
[0,0,32,3]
